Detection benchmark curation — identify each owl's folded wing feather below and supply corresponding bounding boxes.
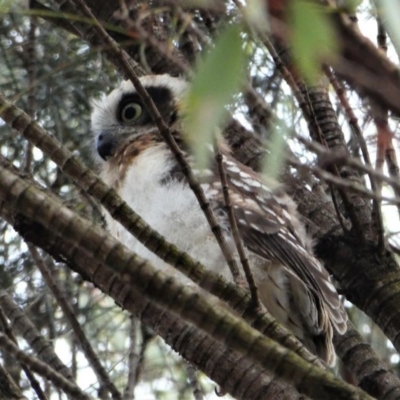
[220,155,347,335]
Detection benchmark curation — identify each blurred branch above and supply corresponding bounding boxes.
[122,316,139,400]
[0,292,73,380]
[28,245,122,400]
[334,321,400,400]
[0,363,27,400]
[0,306,47,400]
[0,333,91,400]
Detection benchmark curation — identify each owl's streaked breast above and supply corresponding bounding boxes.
[101,135,233,283]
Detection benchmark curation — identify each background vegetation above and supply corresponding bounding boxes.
[1,0,400,399]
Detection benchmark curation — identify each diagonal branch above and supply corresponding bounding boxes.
[0,162,373,400]
[2,162,398,400]
[0,292,73,381]
[0,334,91,400]
[27,244,122,400]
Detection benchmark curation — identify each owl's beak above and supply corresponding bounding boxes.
[96,131,116,160]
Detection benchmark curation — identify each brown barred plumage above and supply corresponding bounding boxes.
[91,75,347,365]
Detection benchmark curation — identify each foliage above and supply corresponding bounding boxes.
[289,0,338,83]
[183,24,246,167]
[0,1,400,399]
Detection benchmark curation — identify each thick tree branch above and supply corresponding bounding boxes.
[0,164,373,400]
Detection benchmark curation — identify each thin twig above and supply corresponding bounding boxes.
[215,147,262,309]
[135,325,153,386]
[24,15,37,173]
[288,156,400,206]
[186,363,204,400]
[293,135,400,205]
[0,333,92,400]
[122,316,139,400]
[0,306,48,400]
[0,291,73,380]
[251,18,365,242]
[28,244,122,400]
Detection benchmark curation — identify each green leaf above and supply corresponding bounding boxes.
[340,0,363,12]
[262,120,287,182]
[289,0,338,83]
[182,24,246,168]
[244,0,269,32]
[378,0,400,59]
[0,0,12,9]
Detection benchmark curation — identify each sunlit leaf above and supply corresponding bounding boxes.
[340,0,363,12]
[262,120,288,181]
[0,0,12,9]
[378,0,400,59]
[244,0,269,32]
[289,0,338,83]
[183,24,246,168]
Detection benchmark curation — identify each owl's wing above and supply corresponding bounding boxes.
[218,155,347,335]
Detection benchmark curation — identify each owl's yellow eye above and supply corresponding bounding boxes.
[120,102,142,124]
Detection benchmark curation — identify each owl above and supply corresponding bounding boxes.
[91,74,347,365]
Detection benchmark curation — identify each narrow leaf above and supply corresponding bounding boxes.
[262,121,287,182]
[289,0,338,83]
[183,24,246,168]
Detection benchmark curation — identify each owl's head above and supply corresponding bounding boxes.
[91,74,187,161]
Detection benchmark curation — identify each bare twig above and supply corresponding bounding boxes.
[323,65,385,249]
[0,291,73,380]
[119,11,190,75]
[0,306,48,400]
[0,333,92,400]
[293,135,400,206]
[287,157,400,204]
[122,316,139,400]
[215,147,262,309]
[24,15,37,173]
[186,363,204,400]
[27,244,122,400]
